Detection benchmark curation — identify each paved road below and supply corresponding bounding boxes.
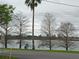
[0,50,79,59]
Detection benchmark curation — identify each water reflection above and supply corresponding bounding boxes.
[0,40,79,51]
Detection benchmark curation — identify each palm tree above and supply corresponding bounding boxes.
[25,0,42,50]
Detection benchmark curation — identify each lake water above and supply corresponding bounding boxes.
[0,40,79,51]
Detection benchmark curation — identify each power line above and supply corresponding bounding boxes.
[43,0,79,7]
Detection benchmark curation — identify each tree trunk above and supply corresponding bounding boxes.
[32,4,35,50]
[5,36,7,48]
[19,39,22,49]
[49,20,51,50]
[19,23,22,49]
[5,24,8,48]
[49,38,51,50]
[66,43,68,51]
[66,37,68,51]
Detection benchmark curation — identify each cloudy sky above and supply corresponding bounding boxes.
[0,0,79,36]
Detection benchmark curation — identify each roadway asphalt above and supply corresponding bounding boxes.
[0,50,79,59]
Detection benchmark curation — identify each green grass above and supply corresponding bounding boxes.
[1,48,79,54]
[0,56,17,59]
[0,48,47,51]
[48,50,79,54]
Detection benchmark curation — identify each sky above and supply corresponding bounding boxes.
[0,0,79,36]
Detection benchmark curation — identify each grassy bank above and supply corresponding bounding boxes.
[48,50,79,54]
[0,48,79,54]
[0,56,17,59]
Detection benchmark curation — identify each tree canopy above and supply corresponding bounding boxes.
[0,4,14,25]
[25,0,42,9]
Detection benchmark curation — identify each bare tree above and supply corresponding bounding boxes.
[39,13,55,50]
[58,22,76,51]
[12,12,30,49]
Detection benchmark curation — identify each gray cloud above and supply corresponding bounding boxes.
[1,0,79,35]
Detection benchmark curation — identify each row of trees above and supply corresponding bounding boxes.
[24,0,76,51]
[39,13,76,51]
[0,0,76,51]
[0,4,30,49]
[0,0,42,50]
[0,9,76,51]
